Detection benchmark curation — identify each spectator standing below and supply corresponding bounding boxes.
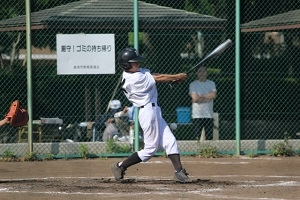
[189,66,217,140]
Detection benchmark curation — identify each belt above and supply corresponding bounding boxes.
[140,103,157,109]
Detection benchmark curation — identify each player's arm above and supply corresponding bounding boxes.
[152,73,187,82]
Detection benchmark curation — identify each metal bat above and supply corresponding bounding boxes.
[186,39,232,74]
[169,39,232,88]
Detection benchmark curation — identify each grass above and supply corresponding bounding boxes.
[106,139,131,153]
[23,152,40,161]
[246,151,259,158]
[43,153,54,161]
[0,149,18,161]
[79,144,90,159]
[271,132,294,157]
[198,143,220,158]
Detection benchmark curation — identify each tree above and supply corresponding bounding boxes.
[0,0,79,69]
[185,0,215,16]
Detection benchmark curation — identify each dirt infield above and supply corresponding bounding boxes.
[0,155,300,200]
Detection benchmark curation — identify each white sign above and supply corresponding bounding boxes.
[56,34,115,75]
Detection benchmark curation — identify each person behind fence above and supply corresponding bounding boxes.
[93,100,122,141]
[114,105,134,137]
[111,47,191,183]
[0,100,29,128]
[189,66,217,140]
[0,118,9,127]
[113,105,144,143]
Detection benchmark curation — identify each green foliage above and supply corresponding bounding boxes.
[79,144,90,159]
[3,149,16,158]
[185,0,215,16]
[43,153,54,161]
[271,133,294,157]
[0,149,18,161]
[0,0,80,20]
[198,144,219,158]
[246,151,258,158]
[106,139,131,153]
[23,152,40,161]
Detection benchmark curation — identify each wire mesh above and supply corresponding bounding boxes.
[0,0,299,158]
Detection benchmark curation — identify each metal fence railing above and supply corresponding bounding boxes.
[0,0,299,158]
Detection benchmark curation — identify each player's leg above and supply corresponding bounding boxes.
[158,119,182,171]
[112,106,159,181]
[157,109,191,182]
[136,106,160,161]
[111,151,141,181]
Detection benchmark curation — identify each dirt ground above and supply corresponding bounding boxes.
[0,155,300,200]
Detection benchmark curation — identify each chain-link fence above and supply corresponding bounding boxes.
[0,0,299,158]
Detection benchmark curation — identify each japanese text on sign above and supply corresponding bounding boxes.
[60,45,112,53]
[56,34,115,75]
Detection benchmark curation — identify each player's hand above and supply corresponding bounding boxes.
[174,73,187,82]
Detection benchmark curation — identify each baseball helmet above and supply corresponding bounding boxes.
[118,47,144,70]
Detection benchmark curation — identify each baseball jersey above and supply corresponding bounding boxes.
[121,68,158,107]
[189,79,216,118]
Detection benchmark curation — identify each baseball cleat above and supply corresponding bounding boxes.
[174,168,192,183]
[111,163,126,181]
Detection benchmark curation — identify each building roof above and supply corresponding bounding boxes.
[0,0,226,32]
[241,9,300,32]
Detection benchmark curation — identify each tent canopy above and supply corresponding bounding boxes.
[0,0,226,32]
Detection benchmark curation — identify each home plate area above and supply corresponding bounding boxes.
[0,156,299,200]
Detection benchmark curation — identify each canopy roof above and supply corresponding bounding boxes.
[241,9,300,32]
[0,0,226,32]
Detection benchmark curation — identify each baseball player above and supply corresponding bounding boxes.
[111,47,191,183]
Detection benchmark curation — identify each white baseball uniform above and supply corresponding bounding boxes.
[121,68,179,162]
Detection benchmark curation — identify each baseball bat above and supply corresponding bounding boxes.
[169,39,232,88]
[186,39,232,74]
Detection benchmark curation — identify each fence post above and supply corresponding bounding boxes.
[235,0,241,155]
[25,0,33,153]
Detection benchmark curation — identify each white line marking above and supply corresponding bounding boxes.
[199,193,288,200]
[0,187,292,200]
[145,160,251,164]
[209,175,300,179]
[0,188,221,196]
[1,174,300,182]
[240,181,300,187]
[239,156,283,160]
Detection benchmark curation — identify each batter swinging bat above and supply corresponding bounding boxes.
[186,39,232,74]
